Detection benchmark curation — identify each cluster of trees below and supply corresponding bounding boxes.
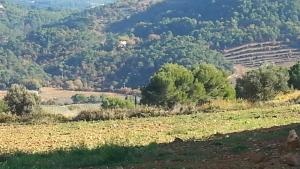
[141,64,235,108]
[71,94,134,109]
[142,62,300,107]
[3,62,300,115]
[2,0,300,90]
[236,62,300,101]
[236,65,290,101]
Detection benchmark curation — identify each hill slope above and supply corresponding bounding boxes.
[2,0,300,89]
[10,0,116,10]
[224,41,300,67]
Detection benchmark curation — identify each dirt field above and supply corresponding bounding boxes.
[1,105,300,168]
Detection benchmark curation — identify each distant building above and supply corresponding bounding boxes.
[118,41,127,48]
[0,4,5,16]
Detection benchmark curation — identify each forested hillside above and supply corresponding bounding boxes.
[2,0,300,90]
[10,0,116,9]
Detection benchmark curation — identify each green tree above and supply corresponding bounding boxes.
[141,63,234,107]
[236,65,289,101]
[4,84,41,116]
[289,62,300,89]
[192,64,236,101]
[141,64,195,108]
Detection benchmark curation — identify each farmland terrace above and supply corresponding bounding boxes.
[223,41,300,67]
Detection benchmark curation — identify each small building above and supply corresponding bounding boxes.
[0,4,4,10]
[118,41,127,48]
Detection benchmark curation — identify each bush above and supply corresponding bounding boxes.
[0,100,8,113]
[289,62,300,89]
[71,94,89,104]
[88,95,103,103]
[0,112,68,124]
[73,106,193,122]
[71,94,104,104]
[102,97,135,109]
[0,113,17,123]
[23,79,42,90]
[198,99,253,112]
[73,109,127,121]
[236,64,289,101]
[4,84,41,116]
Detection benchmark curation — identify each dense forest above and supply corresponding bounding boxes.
[1,0,300,90]
[10,0,116,9]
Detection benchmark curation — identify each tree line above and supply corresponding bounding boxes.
[141,62,300,108]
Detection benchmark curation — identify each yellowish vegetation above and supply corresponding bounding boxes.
[273,90,300,103]
[1,104,300,154]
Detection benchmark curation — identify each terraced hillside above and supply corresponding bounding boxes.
[223,41,300,67]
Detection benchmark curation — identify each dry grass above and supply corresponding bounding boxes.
[1,104,300,154]
[39,88,119,101]
[0,87,122,104]
[273,90,300,103]
[41,104,101,118]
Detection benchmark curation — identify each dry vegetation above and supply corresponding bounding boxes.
[0,87,121,104]
[0,103,300,154]
[1,104,300,168]
[1,90,300,168]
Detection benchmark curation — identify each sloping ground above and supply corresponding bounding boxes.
[2,104,300,168]
[128,124,300,169]
[223,41,300,67]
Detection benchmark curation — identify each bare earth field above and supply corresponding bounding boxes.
[1,104,300,168]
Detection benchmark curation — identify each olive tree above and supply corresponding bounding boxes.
[4,84,41,116]
[236,65,289,101]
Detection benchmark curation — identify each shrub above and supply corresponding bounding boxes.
[71,94,88,104]
[0,113,17,123]
[0,112,68,124]
[102,97,135,109]
[88,95,103,103]
[0,100,8,113]
[198,99,253,112]
[73,106,186,122]
[4,84,41,116]
[236,64,289,101]
[289,62,300,89]
[71,94,104,104]
[73,109,127,121]
[23,79,42,90]
[20,112,68,124]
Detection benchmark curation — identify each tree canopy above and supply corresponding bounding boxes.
[236,64,290,101]
[141,64,234,108]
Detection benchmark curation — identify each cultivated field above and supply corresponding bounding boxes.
[1,102,300,168]
[223,41,300,67]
